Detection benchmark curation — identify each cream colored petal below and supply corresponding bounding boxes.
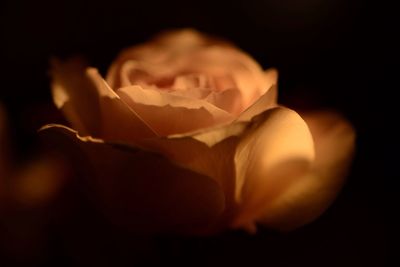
[254,111,355,231]
[232,107,315,231]
[39,124,225,235]
[236,85,278,122]
[50,59,156,142]
[117,85,234,136]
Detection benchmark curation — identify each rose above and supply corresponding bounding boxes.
[41,29,355,234]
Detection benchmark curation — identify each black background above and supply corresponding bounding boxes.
[0,0,396,266]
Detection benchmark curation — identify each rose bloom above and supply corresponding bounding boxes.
[41,29,355,234]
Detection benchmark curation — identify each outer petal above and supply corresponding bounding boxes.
[39,124,225,234]
[50,59,157,142]
[50,58,101,136]
[232,107,315,232]
[138,121,248,218]
[254,111,355,231]
[117,85,234,136]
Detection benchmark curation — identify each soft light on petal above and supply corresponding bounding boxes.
[232,107,315,230]
[255,111,355,230]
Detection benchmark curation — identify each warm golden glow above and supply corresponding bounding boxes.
[39,29,355,234]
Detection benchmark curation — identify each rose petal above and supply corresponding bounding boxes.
[51,58,101,136]
[39,124,225,234]
[205,88,244,115]
[236,85,278,122]
[232,107,316,231]
[106,30,270,110]
[254,111,355,231]
[135,120,251,231]
[117,85,234,136]
[50,59,157,142]
[261,68,279,95]
[181,47,268,107]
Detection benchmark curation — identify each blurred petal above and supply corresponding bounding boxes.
[183,47,268,107]
[106,30,269,110]
[254,111,355,230]
[117,85,234,136]
[106,29,230,89]
[11,158,67,207]
[50,58,156,142]
[232,107,315,230]
[39,124,225,234]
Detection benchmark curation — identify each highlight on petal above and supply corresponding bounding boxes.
[232,107,315,231]
[117,85,234,136]
[254,111,355,231]
[50,59,157,143]
[39,124,225,234]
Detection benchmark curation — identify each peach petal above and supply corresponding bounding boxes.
[50,59,156,142]
[205,88,244,115]
[255,111,355,230]
[136,121,251,230]
[39,124,225,234]
[232,107,315,230]
[85,69,157,141]
[117,85,234,136]
[236,85,278,122]
[106,29,217,89]
[184,47,267,106]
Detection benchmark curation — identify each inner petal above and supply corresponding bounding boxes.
[172,73,211,90]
